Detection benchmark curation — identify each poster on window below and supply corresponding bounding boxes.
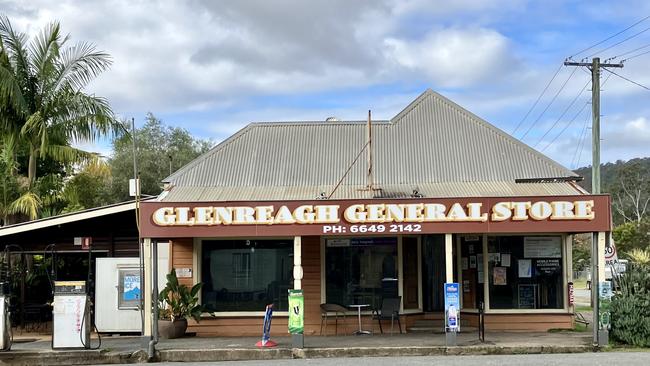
[461,257,468,270]
[518,259,532,278]
[469,256,477,269]
[524,237,562,258]
[493,267,507,285]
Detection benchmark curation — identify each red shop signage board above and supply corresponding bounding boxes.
[139,194,612,238]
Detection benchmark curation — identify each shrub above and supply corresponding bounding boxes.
[610,257,650,347]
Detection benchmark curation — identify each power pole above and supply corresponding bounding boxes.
[366,110,374,190]
[563,57,623,194]
[564,57,622,348]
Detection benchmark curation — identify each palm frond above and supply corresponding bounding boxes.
[0,15,34,102]
[29,21,69,98]
[41,143,99,165]
[49,91,123,142]
[8,190,41,220]
[54,41,111,92]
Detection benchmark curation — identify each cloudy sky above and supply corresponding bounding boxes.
[3,0,650,169]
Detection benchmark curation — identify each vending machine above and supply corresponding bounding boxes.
[52,281,90,349]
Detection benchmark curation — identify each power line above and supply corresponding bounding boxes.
[610,42,650,60]
[622,48,650,62]
[511,63,563,135]
[534,78,590,148]
[572,116,590,169]
[519,66,578,140]
[603,67,650,91]
[544,73,614,155]
[569,15,650,58]
[587,26,650,58]
[541,101,589,152]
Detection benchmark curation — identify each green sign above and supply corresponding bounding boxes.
[599,281,613,330]
[288,289,304,334]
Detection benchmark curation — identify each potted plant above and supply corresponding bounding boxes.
[158,268,204,339]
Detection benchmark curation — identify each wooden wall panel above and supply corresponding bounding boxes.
[170,238,194,287]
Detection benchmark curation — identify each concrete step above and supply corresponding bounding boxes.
[407,319,476,334]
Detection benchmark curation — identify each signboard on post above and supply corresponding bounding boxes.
[599,281,613,331]
[288,290,304,334]
[444,283,460,332]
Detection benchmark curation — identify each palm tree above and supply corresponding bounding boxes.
[0,15,124,188]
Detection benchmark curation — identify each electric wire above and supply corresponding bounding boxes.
[602,67,650,91]
[569,15,650,59]
[587,26,650,58]
[572,115,591,169]
[511,63,564,135]
[569,73,612,168]
[610,42,650,60]
[519,66,578,140]
[622,48,650,62]
[533,77,591,149]
[541,101,589,153]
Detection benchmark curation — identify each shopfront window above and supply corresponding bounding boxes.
[325,237,398,309]
[201,239,292,312]
[488,236,564,310]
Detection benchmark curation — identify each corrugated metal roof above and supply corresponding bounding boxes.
[162,90,580,201]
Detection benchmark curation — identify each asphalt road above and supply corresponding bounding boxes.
[100,352,650,366]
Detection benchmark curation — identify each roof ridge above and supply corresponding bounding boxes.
[402,90,577,178]
[389,89,435,124]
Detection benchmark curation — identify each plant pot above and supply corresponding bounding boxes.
[158,318,188,339]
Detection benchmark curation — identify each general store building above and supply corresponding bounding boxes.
[139,90,611,337]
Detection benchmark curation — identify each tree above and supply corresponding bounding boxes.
[609,160,649,224]
[0,15,124,188]
[613,218,650,256]
[108,113,211,201]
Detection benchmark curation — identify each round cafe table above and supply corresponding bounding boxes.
[349,304,371,335]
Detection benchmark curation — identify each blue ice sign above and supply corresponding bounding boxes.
[123,274,141,301]
[444,282,460,332]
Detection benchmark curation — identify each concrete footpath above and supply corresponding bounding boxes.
[0,331,596,365]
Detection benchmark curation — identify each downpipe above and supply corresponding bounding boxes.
[148,240,159,360]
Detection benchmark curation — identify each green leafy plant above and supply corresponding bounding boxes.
[610,254,650,347]
[158,268,204,322]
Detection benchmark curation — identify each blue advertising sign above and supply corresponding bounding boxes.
[444,282,460,332]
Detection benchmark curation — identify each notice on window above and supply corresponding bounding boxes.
[518,284,537,309]
[524,237,562,258]
[501,253,511,267]
[477,254,484,271]
[327,239,351,247]
[493,267,507,285]
[469,256,477,269]
[518,259,532,278]
[462,257,468,270]
[489,253,500,263]
[535,259,561,275]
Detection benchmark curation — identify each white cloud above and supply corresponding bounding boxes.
[384,28,514,87]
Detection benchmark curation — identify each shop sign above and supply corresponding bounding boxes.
[140,195,611,237]
[151,200,596,227]
[444,283,460,332]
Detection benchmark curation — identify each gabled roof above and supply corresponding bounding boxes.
[161,90,581,201]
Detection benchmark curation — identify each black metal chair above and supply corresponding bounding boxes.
[372,296,402,334]
[320,303,348,335]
